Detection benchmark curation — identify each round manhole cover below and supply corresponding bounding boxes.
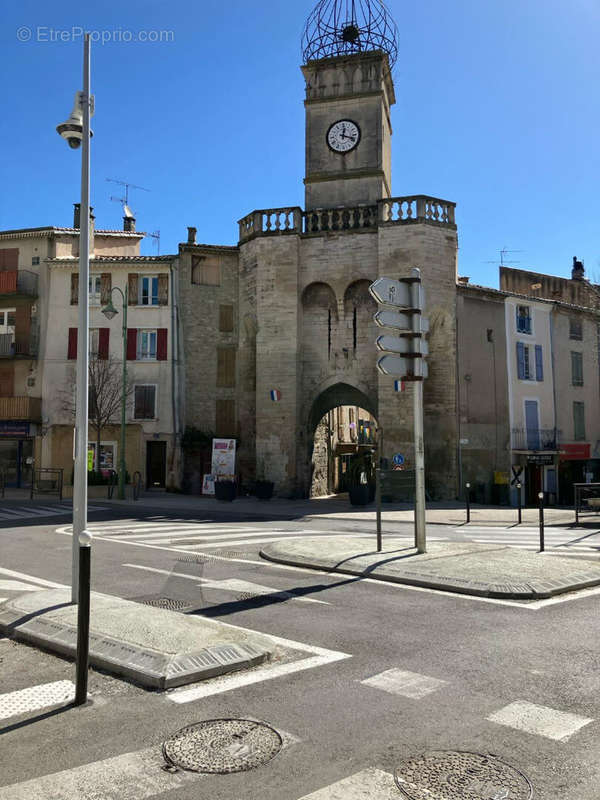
[162,718,283,774]
[394,751,533,799]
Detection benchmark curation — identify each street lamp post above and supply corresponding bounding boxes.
[102,287,128,500]
[56,33,93,706]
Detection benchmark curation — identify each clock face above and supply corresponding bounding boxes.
[327,119,361,153]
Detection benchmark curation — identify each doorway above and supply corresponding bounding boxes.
[146,441,166,489]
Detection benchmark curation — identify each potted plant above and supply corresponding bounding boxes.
[254,458,274,500]
[214,478,236,502]
[347,454,374,506]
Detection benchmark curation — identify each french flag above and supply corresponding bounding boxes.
[270,389,282,402]
[394,380,406,393]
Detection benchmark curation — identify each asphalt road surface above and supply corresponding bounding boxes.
[1,500,599,799]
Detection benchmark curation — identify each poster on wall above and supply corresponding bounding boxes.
[211,438,237,481]
[202,474,216,495]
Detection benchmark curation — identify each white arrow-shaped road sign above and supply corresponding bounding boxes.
[376,335,429,356]
[373,309,412,330]
[377,355,429,379]
[369,277,413,308]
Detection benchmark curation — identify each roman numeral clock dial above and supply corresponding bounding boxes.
[327,119,361,153]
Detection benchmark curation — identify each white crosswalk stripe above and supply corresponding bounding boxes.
[448,527,600,553]
[297,769,398,798]
[0,504,106,522]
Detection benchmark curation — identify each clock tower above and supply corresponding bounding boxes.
[301,0,398,210]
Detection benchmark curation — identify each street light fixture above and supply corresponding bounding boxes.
[102,286,128,500]
[56,33,93,707]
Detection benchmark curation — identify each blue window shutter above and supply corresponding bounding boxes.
[517,342,525,379]
[535,345,543,381]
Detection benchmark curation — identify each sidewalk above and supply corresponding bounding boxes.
[260,536,600,600]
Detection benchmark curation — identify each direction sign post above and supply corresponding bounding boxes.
[369,268,428,554]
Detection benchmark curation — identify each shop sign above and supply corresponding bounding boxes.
[0,422,29,438]
[560,443,591,461]
[527,454,554,465]
[494,471,509,485]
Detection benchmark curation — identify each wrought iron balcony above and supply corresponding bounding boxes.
[0,331,38,358]
[0,270,39,298]
[511,427,561,451]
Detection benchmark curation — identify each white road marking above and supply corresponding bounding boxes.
[123,563,329,604]
[0,567,66,589]
[360,668,447,699]
[0,680,75,722]
[0,580,42,592]
[297,768,398,799]
[0,745,200,800]
[168,628,350,703]
[487,700,594,742]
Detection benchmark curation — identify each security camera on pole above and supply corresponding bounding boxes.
[369,268,429,554]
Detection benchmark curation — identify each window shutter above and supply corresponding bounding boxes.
[157,329,168,361]
[535,345,543,381]
[98,328,110,360]
[126,328,138,360]
[158,274,169,305]
[71,273,79,305]
[217,348,236,387]
[100,273,112,306]
[0,366,14,397]
[219,305,234,332]
[0,248,19,270]
[516,342,525,379]
[68,328,78,359]
[128,274,138,305]
[215,399,235,436]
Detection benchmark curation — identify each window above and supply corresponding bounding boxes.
[0,309,15,334]
[569,317,583,340]
[573,402,586,441]
[137,329,157,360]
[140,276,159,306]
[516,342,543,381]
[89,273,102,304]
[134,385,156,419]
[88,442,115,470]
[191,256,220,286]
[215,398,235,436]
[216,348,236,387]
[516,305,532,334]
[89,328,99,358]
[219,305,234,332]
[31,256,40,266]
[571,352,584,386]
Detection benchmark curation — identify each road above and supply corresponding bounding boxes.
[1,500,600,799]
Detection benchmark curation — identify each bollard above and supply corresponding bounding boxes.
[516,482,522,525]
[538,491,545,552]
[465,482,471,524]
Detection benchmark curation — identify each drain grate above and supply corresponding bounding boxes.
[162,718,283,774]
[394,751,533,799]
[133,596,193,612]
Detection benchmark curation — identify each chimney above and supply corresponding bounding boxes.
[73,203,81,229]
[572,256,585,281]
[187,226,197,245]
[457,276,470,285]
[123,215,136,232]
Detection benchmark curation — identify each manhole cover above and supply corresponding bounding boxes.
[162,718,283,774]
[394,751,533,799]
[133,596,192,611]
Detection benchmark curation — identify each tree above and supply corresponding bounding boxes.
[61,356,133,472]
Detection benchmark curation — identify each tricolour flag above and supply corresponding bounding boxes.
[394,380,406,392]
[270,389,282,402]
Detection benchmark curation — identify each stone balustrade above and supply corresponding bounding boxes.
[238,195,456,242]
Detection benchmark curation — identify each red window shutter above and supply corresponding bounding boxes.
[0,248,19,270]
[126,328,138,361]
[67,328,78,359]
[157,328,168,361]
[98,328,110,360]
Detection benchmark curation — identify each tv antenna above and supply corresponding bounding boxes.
[106,178,150,216]
[147,230,161,255]
[485,247,524,267]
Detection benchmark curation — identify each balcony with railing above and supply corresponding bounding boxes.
[0,329,38,358]
[238,195,457,243]
[0,270,39,298]
[511,427,561,452]
[0,396,42,422]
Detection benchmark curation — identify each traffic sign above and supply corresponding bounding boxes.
[376,354,429,379]
[376,335,429,356]
[369,277,413,308]
[373,309,412,330]
[393,453,405,466]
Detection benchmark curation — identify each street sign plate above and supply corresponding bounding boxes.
[377,355,429,379]
[373,309,412,330]
[393,453,405,466]
[369,278,413,308]
[376,335,429,355]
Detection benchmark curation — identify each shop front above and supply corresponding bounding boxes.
[559,443,598,505]
[0,422,34,487]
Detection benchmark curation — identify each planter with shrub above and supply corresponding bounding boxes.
[215,479,236,502]
[254,479,274,500]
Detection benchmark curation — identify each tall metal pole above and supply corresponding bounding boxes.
[72,34,91,604]
[413,379,426,553]
[74,33,92,706]
[119,287,128,500]
[375,426,383,552]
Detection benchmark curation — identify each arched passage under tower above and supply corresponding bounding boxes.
[307,383,378,497]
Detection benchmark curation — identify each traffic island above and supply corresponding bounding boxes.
[260,537,600,600]
[0,589,273,689]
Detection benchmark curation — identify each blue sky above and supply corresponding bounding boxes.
[1,0,599,287]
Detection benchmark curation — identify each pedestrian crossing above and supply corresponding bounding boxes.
[0,503,106,523]
[453,526,600,555]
